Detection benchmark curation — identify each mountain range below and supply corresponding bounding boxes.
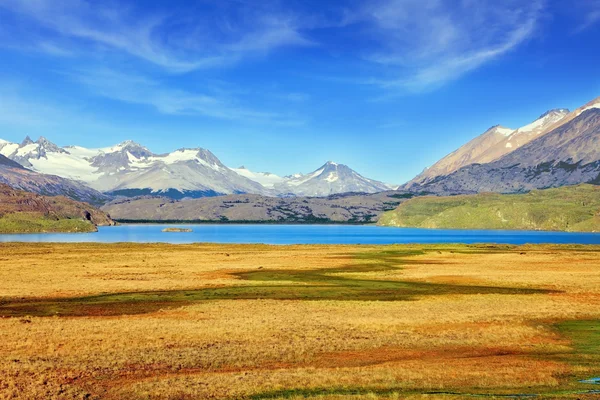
[404,96,600,194]
[0,137,393,199]
[1,95,600,210]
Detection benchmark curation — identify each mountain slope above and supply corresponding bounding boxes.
[378,184,600,232]
[476,109,570,163]
[408,107,600,194]
[96,148,271,198]
[0,155,110,206]
[0,184,114,233]
[407,109,570,187]
[407,125,514,186]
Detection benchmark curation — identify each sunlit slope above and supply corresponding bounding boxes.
[379,184,600,232]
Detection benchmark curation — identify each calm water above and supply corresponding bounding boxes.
[0,224,599,245]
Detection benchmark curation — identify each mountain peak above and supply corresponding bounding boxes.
[117,140,147,150]
[21,136,34,147]
[118,140,138,146]
[113,140,153,158]
[36,136,66,154]
[538,109,569,119]
[275,161,389,196]
[320,161,344,170]
[36,136,57,147]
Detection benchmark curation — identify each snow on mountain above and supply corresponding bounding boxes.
[0,137,270,198]
[0,137,391,198]
[231,166,286,189]
[574,97,600,117]
[271,161,391,197]
[474,109,570,165]
[0,152,109,205]
[497,109,569,150]
[97,147,270,198]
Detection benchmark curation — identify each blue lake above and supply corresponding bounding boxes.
[0,224,599,245]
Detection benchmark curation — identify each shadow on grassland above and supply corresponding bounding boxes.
[0,247,555,317]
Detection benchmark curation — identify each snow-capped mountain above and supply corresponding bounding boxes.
[0,137,391,198]
[0,138,270,198]
[407,108,570,187]
[270,161,392,197]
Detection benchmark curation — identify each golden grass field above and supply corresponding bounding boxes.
[1,243,600,399]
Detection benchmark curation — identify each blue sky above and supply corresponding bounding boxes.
[0,0,599,184]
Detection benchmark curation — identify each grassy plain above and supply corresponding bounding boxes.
[1,243,600,399]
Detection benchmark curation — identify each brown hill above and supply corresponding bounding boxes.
[0,184,114,233]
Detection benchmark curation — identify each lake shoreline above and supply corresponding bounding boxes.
[0,224,598,245]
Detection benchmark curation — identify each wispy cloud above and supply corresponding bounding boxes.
[573,0,600,33]
[355,0,545,92]
[0,0,313,73]
[0,0,549,103]
[67,68,303,125]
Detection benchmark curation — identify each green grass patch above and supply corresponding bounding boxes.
[554,320,600,387]
[0,212,96,233]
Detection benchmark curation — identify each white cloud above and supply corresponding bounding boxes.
[357,0,545,92]
[0,0,313,73]
[68,68,303,125]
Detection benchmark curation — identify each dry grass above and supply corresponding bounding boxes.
[0,243,599,399]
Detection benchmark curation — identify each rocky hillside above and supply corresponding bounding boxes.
[102,191,408,223]
[379,184,600,232]
[0,184,114,233]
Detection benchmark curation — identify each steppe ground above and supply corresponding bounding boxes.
[1,243,600,399]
